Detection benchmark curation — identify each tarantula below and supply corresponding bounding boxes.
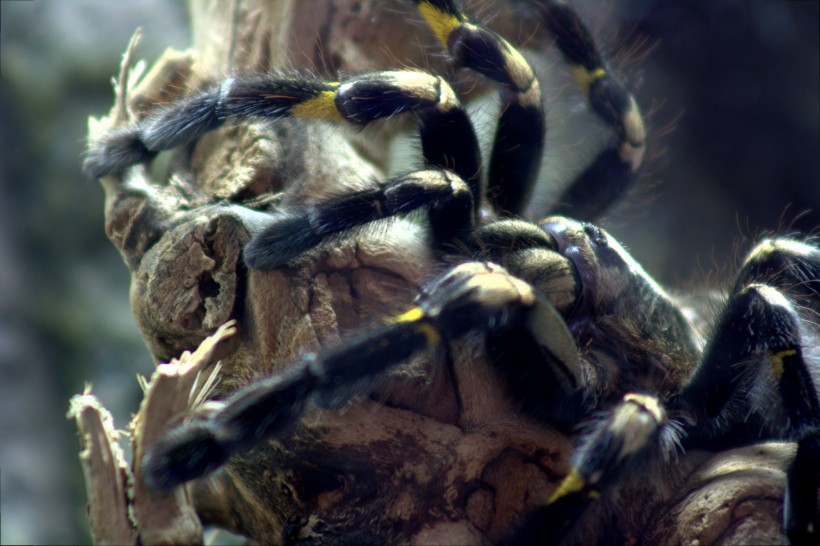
[84,0,819,543]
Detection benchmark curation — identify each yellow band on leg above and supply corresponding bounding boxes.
[291,89,344,121]
[570,66,606,98]
[416,323,442,346]
[391,307,426,324]
[388,306,442,347]
[548,467,586,504]
[418,1,463,46]
[770,348,798,380]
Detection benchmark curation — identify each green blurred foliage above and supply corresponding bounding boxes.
[0,2,186,543]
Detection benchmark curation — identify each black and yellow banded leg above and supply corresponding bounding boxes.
[142,261,581,490]
[142,306,449,490]
[681,239,820,430]
[677,280,820,543]
[729,239,820,542]
[84,71,482,205]
[539,1,647,221]
[414,0,545,216]
[680,283,816,436]
[733,238,820,313]
[244,169,474,270]
[422,261,584,427]
[552,393,668,501]
[511,393,669,544]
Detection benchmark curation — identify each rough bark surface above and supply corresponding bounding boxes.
[77,1,791,544]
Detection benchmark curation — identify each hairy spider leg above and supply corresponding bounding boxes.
[514,238,820,542]
[82,68,495,269]
[684,287,819,542]
[733,237,820,316]
[538,1,646,222]
[741,238,820,544]
[734,238,820,543]
[243,169,475,269]
[244,0,551,269]
[677,238,820,544]
[558,393,669,494]
[247,0,556,269]
[414,0,545,216]
[84,71,482,206]
[678,239,820,441]
[509,392,674,545]
[142,262,582,490]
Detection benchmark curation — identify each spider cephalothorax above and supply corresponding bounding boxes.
[84,0,819,544]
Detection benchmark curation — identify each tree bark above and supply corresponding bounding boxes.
[76,1,792,544]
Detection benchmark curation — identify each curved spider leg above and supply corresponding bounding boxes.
[244,168,474,269]
[82,68,493,268]
[510,393,674,544]
[675,239,820,543]
[414,0,545,216]
[142,261,582,490]
[731,238,820,543]
[84,71,481,210]
[676,240,820,444]
[553,393,671,497]
[538,1,646,222]
[465,219,595,426]
[733,237,820,315]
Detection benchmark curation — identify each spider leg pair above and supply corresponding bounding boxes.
[83,0,645,225]
[528,237,820,543]
[688,240,820,542]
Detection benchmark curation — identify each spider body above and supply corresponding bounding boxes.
[84,0,819,543]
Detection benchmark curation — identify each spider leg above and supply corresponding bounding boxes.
[510,392,674,544]
[678,238,820,543]
[245,0,557,270]
[679,239,819,436]
[243,168,475,269]
[733,237,820,314]
[414,0,545,216]
[737,238,820,543]
[539,1,646,221]
[84,71,482,207]
[550,393,669,499]
[143,261,582,490]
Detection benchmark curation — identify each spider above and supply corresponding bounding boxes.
[84,0,819,543]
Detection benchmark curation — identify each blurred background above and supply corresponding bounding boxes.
[0,0,817,543]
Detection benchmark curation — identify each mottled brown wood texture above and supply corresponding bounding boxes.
[79,1,789,543]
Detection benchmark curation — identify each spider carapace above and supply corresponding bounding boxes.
[85,0,819,543]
